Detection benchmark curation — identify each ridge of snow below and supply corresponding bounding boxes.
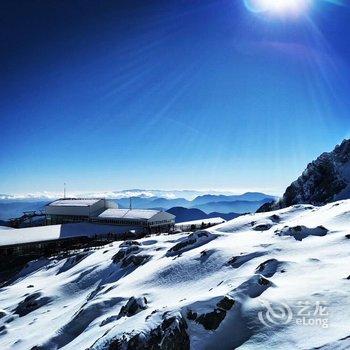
[0,200,349,349]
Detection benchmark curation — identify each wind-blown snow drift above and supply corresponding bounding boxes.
[0,200,349,349]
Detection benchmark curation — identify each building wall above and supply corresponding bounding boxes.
[149,223,174,234]
[46,214,90,225]
[148,211,175,227]
[46,199,106,217]
[45,199,117,216]
[92,217,148,227]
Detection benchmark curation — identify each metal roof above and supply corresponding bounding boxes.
[97,209,160,220]
[48,199,102,207]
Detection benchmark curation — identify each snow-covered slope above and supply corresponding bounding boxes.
[0,201,349,349]
[0,226,12,231]
[259,139,350,212]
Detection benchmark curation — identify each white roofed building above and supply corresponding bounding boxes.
[45,198,175,234]
[45,198,117,225]
[93,208,175,233]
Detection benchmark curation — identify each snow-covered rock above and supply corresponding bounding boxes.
[259,139,350,212]
[0,200,349,349]
[166,230,217,256]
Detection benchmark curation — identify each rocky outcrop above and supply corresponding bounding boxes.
[112,242,150,267]
[112,245,140,263]
[106,313,190,350]
[255,258,279,277]
[258,139,350,212]
[13,292,52,317]
[117,297,148,318]
[186,296,235,331]
[275,225,328,241]
[166,231,216,256]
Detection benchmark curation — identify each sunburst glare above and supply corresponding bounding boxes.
[244,0,313,16]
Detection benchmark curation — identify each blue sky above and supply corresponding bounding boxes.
[1,0,350,195]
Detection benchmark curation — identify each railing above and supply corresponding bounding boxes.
[9,210,46,228]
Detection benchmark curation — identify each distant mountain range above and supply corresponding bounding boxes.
[117,192,276,214]
[0,189,263,201]
[0,201,48,221]
[259,139,350,212]
[166,207,241,223]
[0,191,276,221]
[117,197,190,210]
[191,192,275,205]
[192,199,272,214]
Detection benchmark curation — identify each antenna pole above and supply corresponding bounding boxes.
[64,183,66,199]
[129,197,132,210]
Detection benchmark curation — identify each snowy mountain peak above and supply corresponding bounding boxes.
[259,139,350,212]
[0,200,349,349]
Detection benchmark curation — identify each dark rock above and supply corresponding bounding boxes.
[171,238,197,253]
[121,254,151,268]
[107,313,189,350]
[258,277,271,286]
[227,256,238,265]
[57,252,90,274]
[270,214,281,222]
[145,309,159,321]
[217,296,235,311]
[118,297,148,319]
[13,293,51,317]
[276,225,328,241]
[256,201,276,213]
[186,310,197,321]
[227,252,265,269]
[196,309,226,330]
[112,245,140,264]
[253,224,272,231]
[100,315,119,327]
[166,231,215,257]
[119,240,141,248]
[0,325,7,336]
[255,258,279,277]
[190,296,235,331]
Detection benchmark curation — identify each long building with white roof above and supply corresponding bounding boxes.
[93,208,175,232]
[45,198,175,233]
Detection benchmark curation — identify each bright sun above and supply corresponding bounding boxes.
[244,0,312,16]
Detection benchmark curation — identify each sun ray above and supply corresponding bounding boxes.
[244,0,313,16]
